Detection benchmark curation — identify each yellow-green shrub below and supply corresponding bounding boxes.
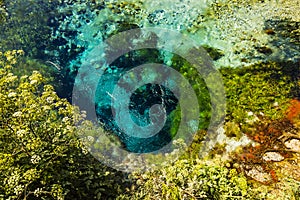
[0,51,129,199]
[118,158,252,200]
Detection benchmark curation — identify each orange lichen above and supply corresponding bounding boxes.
[269,169,278,183]
[286,99,300,122]
[233,117,297,184]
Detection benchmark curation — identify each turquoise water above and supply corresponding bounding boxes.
[94,49,181,153]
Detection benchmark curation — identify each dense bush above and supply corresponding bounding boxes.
[118,158,251,200]
[0,50,130,199]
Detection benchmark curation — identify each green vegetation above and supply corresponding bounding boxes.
[118,158,250,200]
[220,62,297,124]
[1,50,300,199]
[0,50,129,199]
[171,52,212,130]
[0,1,299,199]
[0,0,7,23]
[0,1,53,58]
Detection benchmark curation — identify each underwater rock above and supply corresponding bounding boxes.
[265,20,300,46]
[200,0,300,67]
[264,19,300,62]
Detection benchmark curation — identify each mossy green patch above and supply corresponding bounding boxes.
[221,62,298,124]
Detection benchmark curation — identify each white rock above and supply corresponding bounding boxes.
[245,165,272,183]
[259,112,264,116]
[262,152,284,162]
[247,111,254,116]
[285,139,300,152]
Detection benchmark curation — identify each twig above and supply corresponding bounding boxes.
[46,61,61,71]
